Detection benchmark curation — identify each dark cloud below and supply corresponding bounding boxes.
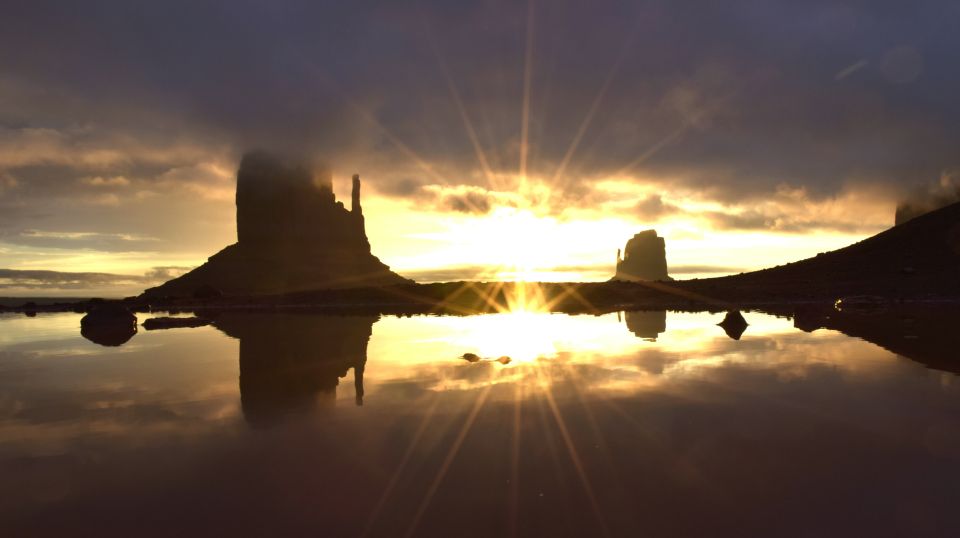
[1,0,959,223]
[895,169,960,223]
[0,229,162,252]
[635,194,682,221]
[0,267,192,290]
[373,177,425,197]
[442,190,493,214]
[703,208,872,233]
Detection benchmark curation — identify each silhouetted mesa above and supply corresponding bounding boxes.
[144,151,410,298]
[695,200,960,301]
[614,230,671,281]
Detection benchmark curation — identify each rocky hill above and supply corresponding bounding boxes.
[143,152,410,298]
[688,200,960,300]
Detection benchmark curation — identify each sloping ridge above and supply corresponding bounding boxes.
[717,200,960,296]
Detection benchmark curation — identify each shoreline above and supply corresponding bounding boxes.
[4,279,959,317]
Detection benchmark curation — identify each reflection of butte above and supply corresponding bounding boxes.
[624,310,667,341]
[212,313,377,427]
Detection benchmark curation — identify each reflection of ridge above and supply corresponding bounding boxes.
[212,313,377,427]
[624,310,666,341]
[791,305,960,375]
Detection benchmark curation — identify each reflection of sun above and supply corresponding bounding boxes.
[451,310,561,364]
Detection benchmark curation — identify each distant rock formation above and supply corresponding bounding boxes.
[212,313,376,426]
[624,310,666,341]
[614,230,671,281]
[144,151,410,297]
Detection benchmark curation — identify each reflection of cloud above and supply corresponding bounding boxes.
[363,311,919,408]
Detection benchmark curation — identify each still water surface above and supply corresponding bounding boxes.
[1,310,958,537]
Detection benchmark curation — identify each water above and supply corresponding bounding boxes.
[1,309,958,537]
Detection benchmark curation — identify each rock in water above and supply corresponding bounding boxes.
[718,310,748,340]
[81,303,138,346]
[614,230,671,281]
[143,151,410,297]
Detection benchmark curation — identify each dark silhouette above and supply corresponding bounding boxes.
[624,310,667,341]
[718,310,748,340]
[143,151,410,298]
[792,303,960,375]
[212,313,376,427]
[691,200,960,301]
[459,352,511,364]
[614,230,671,281]
[80,303,138,346]
[192,284,222,300]
[141,316,211,330]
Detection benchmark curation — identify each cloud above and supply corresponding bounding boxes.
[0,0,958,257]
[670,265,746,275]
[442,189,493,214]
[635,194,683,221]
[0,267,192,291]
[143,266,193,281]
[80,176,131,187]
[373,177,425,198]
[1,230,162,252]
[895,169,960,223]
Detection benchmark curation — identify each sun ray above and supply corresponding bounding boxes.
[613,89,740,177]
[359,394,442,538]
[545,20,640,209]
[519,0,536,182]
[541,382,611,538]
[589,393,728,505]
[543,282,598,313]
[507,378,523,538]
[297,61,449,185]
[403,383,493,538]
[418,12,499,190]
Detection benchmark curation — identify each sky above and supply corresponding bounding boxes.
[2,0,959,296]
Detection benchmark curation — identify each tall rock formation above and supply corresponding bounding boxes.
[614,230,671,281]
[144,151,410,297]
